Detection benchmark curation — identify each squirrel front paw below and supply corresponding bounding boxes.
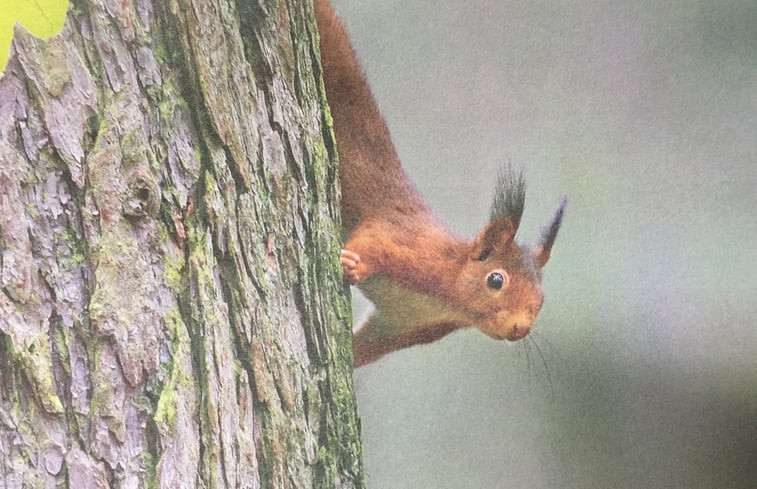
[340,249,364,284]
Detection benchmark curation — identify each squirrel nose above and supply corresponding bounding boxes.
[507,324,531,341]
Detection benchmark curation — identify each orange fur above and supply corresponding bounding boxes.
[353,322,460,368]
[315,0,565,367]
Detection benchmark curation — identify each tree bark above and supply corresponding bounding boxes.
[0,0,363,487]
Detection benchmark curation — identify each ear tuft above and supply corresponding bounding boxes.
[534,196,567,268]
[490,165,526,229]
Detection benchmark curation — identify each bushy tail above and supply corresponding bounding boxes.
[314,0,430,233]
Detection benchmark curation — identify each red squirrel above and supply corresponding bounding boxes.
[314,0,566,367]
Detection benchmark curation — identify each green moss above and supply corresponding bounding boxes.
[204,171,218,195]
[53,228,87,267]
[51,324,70,376]
[87,297,102,319]
[141,451,158,489]
[25,202,39,219]
[310,139,327,185]
[156,91,177,121]
[155,40,167,64]
[312,138,329,168]
[154,308,191,430]
[154,381,177,426]
[7,338,65,414]
[165,252,185,291]
[87,349,109,413]
[120,129,149,169]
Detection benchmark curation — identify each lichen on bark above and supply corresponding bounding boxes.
[0,0,363,487]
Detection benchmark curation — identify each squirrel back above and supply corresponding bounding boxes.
[315,0,566,367]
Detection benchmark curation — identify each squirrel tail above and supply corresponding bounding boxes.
[314,0,383,139]
[314,0,430,232]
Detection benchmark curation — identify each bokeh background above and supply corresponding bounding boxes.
[331,0,757,487]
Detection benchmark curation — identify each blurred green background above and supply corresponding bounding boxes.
[332,0,757,487]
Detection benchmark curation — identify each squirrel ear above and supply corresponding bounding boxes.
[470,215,518,261]
[534,197,567,268]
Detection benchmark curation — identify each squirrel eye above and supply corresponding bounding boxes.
[486,272,506,290]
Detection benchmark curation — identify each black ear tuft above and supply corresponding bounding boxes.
[490,164,526,229]
[534,196,567,268]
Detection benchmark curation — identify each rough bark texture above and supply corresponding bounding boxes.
[0,0,363,487]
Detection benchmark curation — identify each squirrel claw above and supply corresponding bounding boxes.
[340,249,362,284]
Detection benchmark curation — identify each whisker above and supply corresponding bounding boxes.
[529,335,554,399]
[521,337,532,385]
[530,329,568,370]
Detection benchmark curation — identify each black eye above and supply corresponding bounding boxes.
[487,272,505,290]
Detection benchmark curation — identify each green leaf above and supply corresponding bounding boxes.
[0,0,70,73]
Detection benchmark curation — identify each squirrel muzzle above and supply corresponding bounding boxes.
[479,305,542,342]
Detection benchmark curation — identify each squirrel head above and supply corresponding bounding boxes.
[454,168,566,342]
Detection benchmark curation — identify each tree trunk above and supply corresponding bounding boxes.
[0,0,363,487]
